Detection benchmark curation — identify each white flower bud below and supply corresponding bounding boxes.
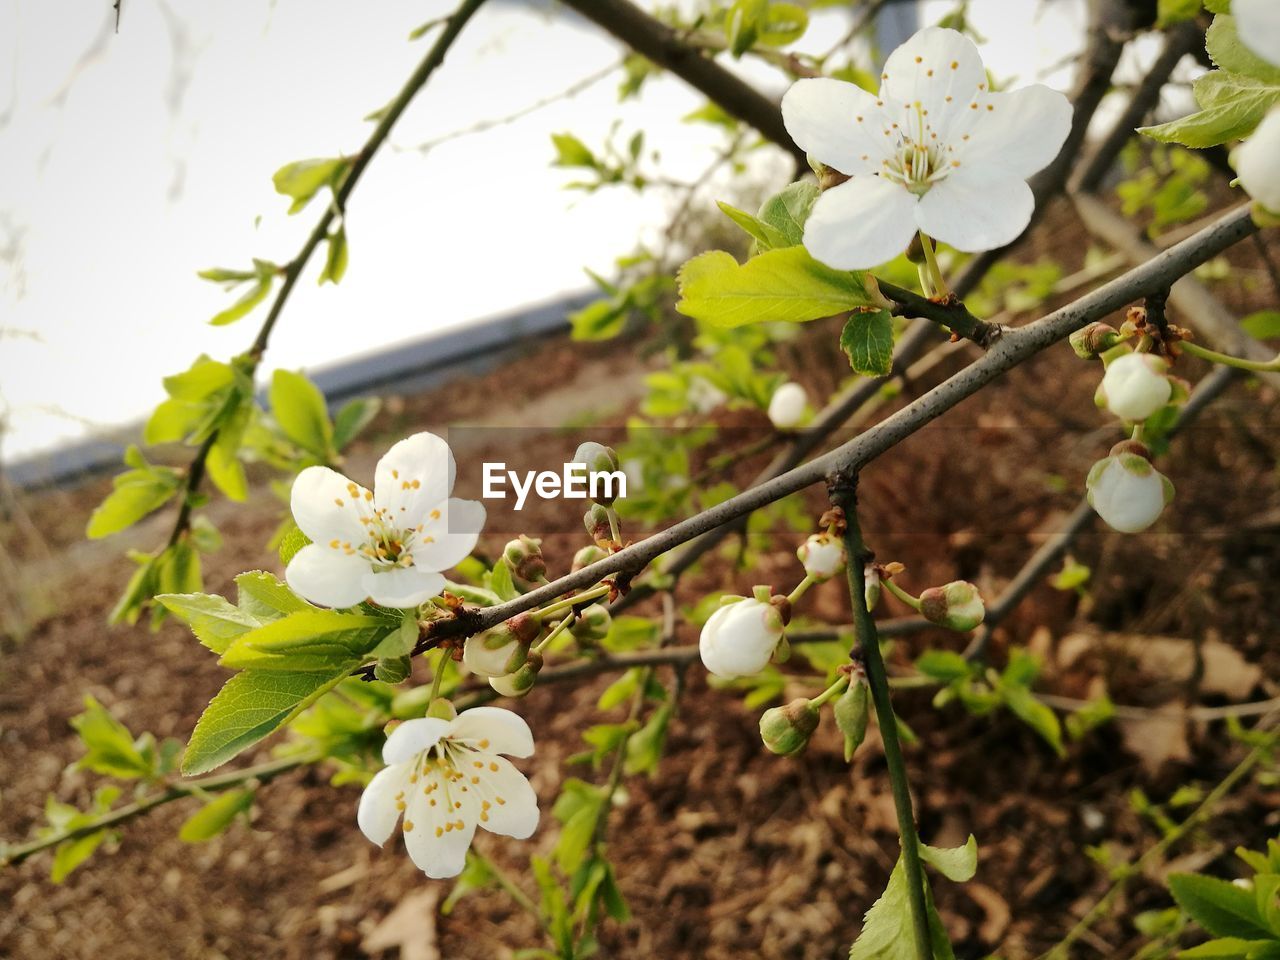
[797,534,845,582]
[489,652,543,698]
[698,596,788,679]
[920,581,985,632]
[767,382,808,429]
[1096,352,1172,422]
[1086,449,1174,534]
[463,614,538,677]
[1233,108,1280,213]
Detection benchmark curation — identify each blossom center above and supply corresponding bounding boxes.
[873,100,960,195]
[329,480,441,572]
[398,737,506,837]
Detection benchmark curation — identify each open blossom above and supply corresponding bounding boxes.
[286,432,485,609]
[1086,448,1174,533]
[1236,0,1280,68]
[768,381,808,429]
[1096,353,1172,422]
[1233,108,1280,213]
[781,27,1072,269]
[699,596,787,679]
[357,708,538,879]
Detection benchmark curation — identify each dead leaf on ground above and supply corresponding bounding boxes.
[362,886,441,960]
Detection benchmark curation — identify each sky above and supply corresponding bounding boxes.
[0,0,1106,466]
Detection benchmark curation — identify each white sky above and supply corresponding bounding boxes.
[0,0,1100,464]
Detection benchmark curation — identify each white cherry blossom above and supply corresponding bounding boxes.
[357,708,539,879]
[1086,452,1174,534]
[285,432,485,609]
[1235,0,1280,68]
[1096,353,1172,422]
[1233,108,1280,213]
[768,381,808,429]
[781,27,1072,269]
[699,597,786,679]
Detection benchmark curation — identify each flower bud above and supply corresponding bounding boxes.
[489,650,543,698]
[503,535,546,583]
[834,679,870,762]
[919,581,986,632]
[584,503,613,544]
[571,544,609,571]
[1096,352,1173,422]
[569,603,611,645]
[864,563,881,612]
[573,441,622,506]
[759,698,820,757]
[1086,447,1175,533]
[699,596,787,679]
[1233,107,1280,213]
[797,534,845,582]
[1069,322,1122,359]
[462,613,539,678]
[767,381,808,430]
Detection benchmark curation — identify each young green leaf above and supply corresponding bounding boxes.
[331,396,381,450]
[676,247,873,327]
[757,180,819,247]
[716,201,792,251]
[919,836,979,882]
[156,593,266,655]
[218,610,388,671]
[178,788,254,842]
[270,368,334,459]
[840,309,895,377]
[1169,873,1276,941]
[318,225,349,285]
[1141,71,1280,147]
[70,696,154,780]
[272,157,350,215]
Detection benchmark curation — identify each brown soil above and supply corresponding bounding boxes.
[2,203,1279,960]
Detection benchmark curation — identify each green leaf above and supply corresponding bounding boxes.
[676,247,872,327]
[716,201,791,251]
[919,836,978,882]
[86,466,181,539]
[551,133,596,168]
[51,831,108,883]
[725,0,767,56]
[70,696,153,779]
[178,788,254,842]
[1204,0,1231,11]
[915,650,972,683]
[848,857,927,960]
[318,225,349,285]
[1180,938,1278,959]
[840,309,895,377]
[758,1,808,45]
[1241,310,1280,339]
[272,157,349,214]
[1141,71,1280,147]
[270,369,334,458]
[1169,873,1276,940]
[568,298,628,341]
[1002,684,1065,756]
[757,181,819,247]
[332,396,381,449]
[209,276,271,326]
[1156,0,1201,26]
[234,571,310,620]
[155,593,265,655]
[183,669,347,774]
[1207,15,1280,85]
[218,610,387,671]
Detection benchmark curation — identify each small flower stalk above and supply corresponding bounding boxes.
[1086,441,1175,533]
[357,707,539,879]
[1095,352,1174,422]
[699,591,790,679]
[919,580,986,632]
[759,698,821,757]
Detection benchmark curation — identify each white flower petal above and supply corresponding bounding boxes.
[767,382,808,429]
[362,567,445,609]
[449,707,535,758]
[1236,0,1280,68]
[290,466,370,545]
[699,600,783,679]
[357,763,410,846]
[410,498,486,572]
[472,755,539,839]
[803,176,920,269]
[374,432,456,526]
[881,26,985,134]
[952,84,1073,182]
[914,170,1033,252]
[781,78,893,175]
[404,798,477,879]
[285,544,371,609]
[1099,353,1172,421]
[1234,108,1280,212]
[382,717,452,765]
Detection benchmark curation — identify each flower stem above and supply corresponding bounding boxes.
[534,613,576,654]
[607,507,622,545]
[919,233,951,298]
[428,647,450,702]
[882,577,923,612]
[531,583,611,621]
[810,674,849,708]
[831,479,933,960]
[1179,339,1280,373]
[787,574,817,605]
